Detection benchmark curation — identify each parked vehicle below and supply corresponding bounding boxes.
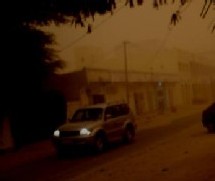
[202,102,215,132]
[52,102,137,155]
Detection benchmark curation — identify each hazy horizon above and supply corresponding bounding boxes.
[41,0,215,73]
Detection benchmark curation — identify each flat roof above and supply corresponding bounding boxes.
[78,101,127,109]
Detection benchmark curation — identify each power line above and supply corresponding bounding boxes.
[59,1,193,69]
[147,29,173,67]
[144,1,193,70]
[123,28,173,71]
[59,33,88,52]
[59,3,126,52]
[59,1,195,53]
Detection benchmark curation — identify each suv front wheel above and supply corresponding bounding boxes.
[93,134,106,153]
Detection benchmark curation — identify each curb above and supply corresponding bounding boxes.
[135,105,206,130]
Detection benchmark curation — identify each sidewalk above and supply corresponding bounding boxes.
[0,139,56,172]
[136,104,207,130]
[0,104,208,173]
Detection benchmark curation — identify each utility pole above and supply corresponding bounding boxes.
[123,41,130,105]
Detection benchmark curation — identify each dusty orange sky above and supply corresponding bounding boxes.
[43,1,215,73]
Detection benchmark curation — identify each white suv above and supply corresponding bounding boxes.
[52,102,137,154]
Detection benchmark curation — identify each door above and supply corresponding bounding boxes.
[104,104,128,141]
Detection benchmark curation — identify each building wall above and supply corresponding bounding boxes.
[190,61,215,104]
[69,79,179,117]
[53,60,215,118]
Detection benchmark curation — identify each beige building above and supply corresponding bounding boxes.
[177,59,215,105]
[48,68,181,118]
[53,46,215,117]
[190,61,215,103]
[48,57,215,119]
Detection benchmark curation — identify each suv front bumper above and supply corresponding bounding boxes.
[52,135,95,147]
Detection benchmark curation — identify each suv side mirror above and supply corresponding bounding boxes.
[105,114,112,121]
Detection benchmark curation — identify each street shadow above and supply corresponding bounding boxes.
[55,140,131,160]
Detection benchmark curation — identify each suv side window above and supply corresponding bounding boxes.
[105,105,118,119]
[105,104,130,119]
[105,106,113,119]
[118,104,130,116]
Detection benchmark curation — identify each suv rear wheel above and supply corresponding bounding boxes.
[206,123,215,133]
[123,126,135,143]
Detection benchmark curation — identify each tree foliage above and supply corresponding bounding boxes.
[4,0,214,31]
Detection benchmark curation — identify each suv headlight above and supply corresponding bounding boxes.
[80,128,91,135]
[53,130,60,137]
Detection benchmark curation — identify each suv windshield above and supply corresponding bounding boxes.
[71,108,103,122]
